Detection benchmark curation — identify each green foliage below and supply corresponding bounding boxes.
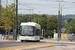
[67,18,73,23]
[8,38,14,40]
[32,14,47,32]
[45,30,53,37]
[66,20,75,34]
[32,17,38,23]
[47,15,58,30]
[39,17,47,29]
[46,15,58,37]
[1,3,15,34]
[41,14,47,18]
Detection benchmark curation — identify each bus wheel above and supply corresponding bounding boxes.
[21,40,24,42]
[37,40,40,42]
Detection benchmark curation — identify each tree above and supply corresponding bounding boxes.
[39,17,47,31]
[41,14,47,18]
[47,15,58,37]
[32,17,38,23]
[66,20,75,34]
[40,14,47,30]
[0,6,5,32]
[1,3,15,34]
[32,14,47,30]
[67,18,73,23]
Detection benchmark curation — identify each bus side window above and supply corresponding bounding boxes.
[35,29,40,35]
[19,26,22,35]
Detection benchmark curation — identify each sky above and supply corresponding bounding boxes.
[1,0,75,15]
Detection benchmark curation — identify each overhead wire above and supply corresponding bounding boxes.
[2,0,75,9]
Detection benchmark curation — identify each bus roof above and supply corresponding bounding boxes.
[21,22,40,28]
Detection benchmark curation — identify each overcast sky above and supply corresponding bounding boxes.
[1,0,75,15]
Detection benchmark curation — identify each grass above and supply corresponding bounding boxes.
[8,38,14,40]
[8,35,14,40]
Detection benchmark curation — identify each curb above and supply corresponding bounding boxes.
[41,40,75,43]
[0,40,16,42]
[48,41,75,43]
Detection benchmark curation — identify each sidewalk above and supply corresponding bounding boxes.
[0,40,16,42]
[42,38,75,43]
[35,45,75,50]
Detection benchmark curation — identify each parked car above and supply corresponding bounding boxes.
[68,37,75,41]
[40,36,44,40]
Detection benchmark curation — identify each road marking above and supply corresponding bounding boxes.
[0,43,56,50]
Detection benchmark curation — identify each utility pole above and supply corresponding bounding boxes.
[32,9,36,22]
[59,6,62,40]
[42,29,43,36]
[13,0,15,39]
[60,5,64,39]
[15,0,18,40]
[13,0,15,29]
[38,11,41,24]
[44,29,45,38]
[0,0,1,26]
[19,9,34,22]
[29,9,32,22]
[5,0,8,35]
[14,0,15,3]
[6,0,8,6]
[58,3,60,41]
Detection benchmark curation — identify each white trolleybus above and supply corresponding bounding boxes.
[19,22,41,42]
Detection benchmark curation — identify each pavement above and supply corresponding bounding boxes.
[35,45,75,50]
[18,39,75,50]
[43,38,75,43]
[0,43,56,50]
[0,39,75,50]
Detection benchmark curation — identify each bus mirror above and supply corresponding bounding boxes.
[18,26,21,30]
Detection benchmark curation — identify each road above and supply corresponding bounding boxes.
[0,40,46,48]
[0,39,75,48]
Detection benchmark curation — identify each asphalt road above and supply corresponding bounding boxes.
[0,40,75,48]
[0,40,46,48]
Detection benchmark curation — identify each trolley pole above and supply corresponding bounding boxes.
[60,6,62,39]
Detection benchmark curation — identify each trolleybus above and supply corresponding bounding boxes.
[19,22,41,42]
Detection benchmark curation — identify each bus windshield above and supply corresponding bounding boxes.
[21,26,34,36]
